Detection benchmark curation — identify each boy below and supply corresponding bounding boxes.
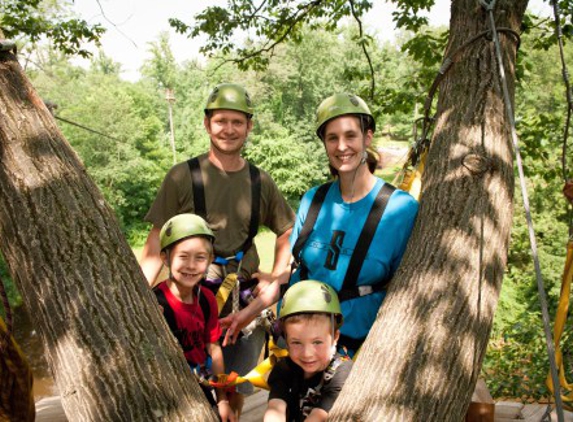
[265,280,352,422]
[154,213,235,422]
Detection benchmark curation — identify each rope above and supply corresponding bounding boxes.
[479,1,565,420]
[0,273,12,352]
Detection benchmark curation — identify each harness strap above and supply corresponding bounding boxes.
[153,285,211,363]
[187,156,261,258]
[292,182,333,271]
[339,183,396,298]
[292,181,396,302]
[189,157,206,218]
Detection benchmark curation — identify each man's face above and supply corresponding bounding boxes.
[204,109,253,156]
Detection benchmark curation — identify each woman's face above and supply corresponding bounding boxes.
[323,115,372,175]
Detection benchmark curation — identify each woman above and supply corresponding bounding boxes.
[222,93,418,356]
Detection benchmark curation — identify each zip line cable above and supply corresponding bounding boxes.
[479,1,565,421]
[53,115,124,144]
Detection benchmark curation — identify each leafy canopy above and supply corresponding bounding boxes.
[0,0,105,57]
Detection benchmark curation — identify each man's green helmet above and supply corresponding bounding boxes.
[279,280,343,325]
[204,83,254,117]
[160,214,215,251]
[315,93,375,138]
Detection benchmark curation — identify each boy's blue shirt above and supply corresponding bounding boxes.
[289,178,418,342]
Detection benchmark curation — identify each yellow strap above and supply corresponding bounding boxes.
[211,338,289,390]
[216,273,238,314]
[546,240,573,402]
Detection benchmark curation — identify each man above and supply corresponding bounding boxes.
[139,83,294,417]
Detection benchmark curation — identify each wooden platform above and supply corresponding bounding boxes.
[36,390,268,421]
[36,394,573,421]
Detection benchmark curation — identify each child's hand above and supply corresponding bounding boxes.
[216,400,236,422]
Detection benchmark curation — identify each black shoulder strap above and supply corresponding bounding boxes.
[154,285,211,332]
[340,183,396,293]
[244,163,261,254]
[292,182,333,265]
[197,286,211,325]
[188,157,206,218]
[187,157,260,255]
[153,287,179,335]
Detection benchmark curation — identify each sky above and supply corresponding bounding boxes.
[70,0,551,82]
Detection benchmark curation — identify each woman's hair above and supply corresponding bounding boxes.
[324,114,379,177]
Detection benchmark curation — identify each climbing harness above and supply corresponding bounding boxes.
[187,156,261,317]
[291,181,395,351]
[299,355,349,418]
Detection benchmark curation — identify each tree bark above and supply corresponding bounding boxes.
[0,40,218,421]
[330,0,526,420]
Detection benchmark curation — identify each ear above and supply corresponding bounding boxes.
[333,329,340,344]
[364,129,373,148]
[203,115,211,133]
[160,251,169,267]
[246,118,253,135]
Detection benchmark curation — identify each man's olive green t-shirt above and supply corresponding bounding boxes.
[145,153,295,280]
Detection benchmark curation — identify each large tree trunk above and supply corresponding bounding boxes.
[331,0,526,420]
[0,39,218,420]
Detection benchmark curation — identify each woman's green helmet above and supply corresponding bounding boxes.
[279,280,343,325]
[204,83,254,117]
[315,93,375,138]
[160,214,215,251]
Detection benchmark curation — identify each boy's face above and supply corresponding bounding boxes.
[204,109,253,156]
[285,315,339,379]
[162,237,212,291]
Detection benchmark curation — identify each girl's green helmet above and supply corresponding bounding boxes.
[204,83,254,117]
[279,280,343,325]
[160,214,215,251]
[315,93,375,138]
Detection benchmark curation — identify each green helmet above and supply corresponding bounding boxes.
[204,83,254,117]
[159,214,215,251]
[315,93,375,138]
[279,280,342,325]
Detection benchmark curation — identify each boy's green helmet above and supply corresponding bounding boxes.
[204,83,254,117]
[279,280,343,325]
[160,214,215,251]
[315,93,375,138]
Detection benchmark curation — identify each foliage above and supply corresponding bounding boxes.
[0,0,104,57]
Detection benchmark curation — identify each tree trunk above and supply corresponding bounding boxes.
[331,0,526,420]
[0,40,218,421]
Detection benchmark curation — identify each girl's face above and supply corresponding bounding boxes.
[162,237,212,290]
[285,315,339,379]
[323,115,372,175]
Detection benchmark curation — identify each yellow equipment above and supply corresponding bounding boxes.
[546,239,573,406]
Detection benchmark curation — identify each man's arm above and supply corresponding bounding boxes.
[139,226,163,287]
[221,227,292,346]
[253,227,293,296]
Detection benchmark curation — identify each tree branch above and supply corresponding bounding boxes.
[350,0,375,101]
